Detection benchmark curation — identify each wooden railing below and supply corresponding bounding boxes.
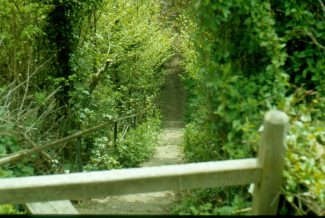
[0,111,149,167]
[0,110,289,215]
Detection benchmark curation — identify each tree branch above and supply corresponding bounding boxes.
[305,31,325,50]
[88,59,112,95]
[319,0,325,13]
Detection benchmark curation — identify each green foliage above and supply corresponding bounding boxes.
[282,120,325,215]
[69,0,173,170]
[84,137,120,171]
[84,117,161,170]
[279,89,325,215]
[0,84,60,177]
[80,0,173,115]
[182,123,223,162]
[271,0,325,95]
[173,188,251,215]
[0,0,52,84]
[0,0,172,176]
[176,0,324,215]
[116,118,161,168]
[0,0,64,176]
[0,204,24,214]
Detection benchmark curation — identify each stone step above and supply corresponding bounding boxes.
[163,121,185,128]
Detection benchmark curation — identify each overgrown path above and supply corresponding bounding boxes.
[75,125,184,214]
[75,56,186,214]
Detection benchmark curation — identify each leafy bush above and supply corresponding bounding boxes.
[84,137,120,171]
[83,117,161,171]
[182,123,223,162]
[68,0,173,170]
[173,188,251,215]
[282,120,325,215]
[175,0,325,215]
[279,90,325,215]
[0,0,172,175]
[0,82,60,176]
[116,118,161,168]
[0,204,24,214]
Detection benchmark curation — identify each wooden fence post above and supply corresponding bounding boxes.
[133,116,137,129]
[76,137,83,172]
[252,110,289,215]
[113,121,118,146]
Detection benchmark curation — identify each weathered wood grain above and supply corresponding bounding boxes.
[252,110,289,215]
[25,200,79,214]
[0,158,261,204]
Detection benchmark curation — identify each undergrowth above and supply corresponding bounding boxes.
[116,118,161,168]
[84,117,161,170]
[173,188,251,215]
[0,204,25,214]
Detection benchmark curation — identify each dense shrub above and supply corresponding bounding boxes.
[0,0,172,176]
[116,118,161,168]
[0,204,24,214]
[84,117,161,170]
[176,0,325,215]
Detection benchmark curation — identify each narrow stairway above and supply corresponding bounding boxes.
[75,56,186,214]
[75,126,184,214]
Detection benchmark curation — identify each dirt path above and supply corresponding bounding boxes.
[75,126,184,215]
[159,56,186,124]
[75,53,186,214]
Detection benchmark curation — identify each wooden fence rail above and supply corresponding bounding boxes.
[0,111,148,167]
[0,110,289,215]
[0,159,261,204]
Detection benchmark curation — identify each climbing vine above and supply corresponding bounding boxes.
[177,0,324,215]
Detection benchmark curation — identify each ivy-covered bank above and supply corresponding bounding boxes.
[175,0,324,215]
